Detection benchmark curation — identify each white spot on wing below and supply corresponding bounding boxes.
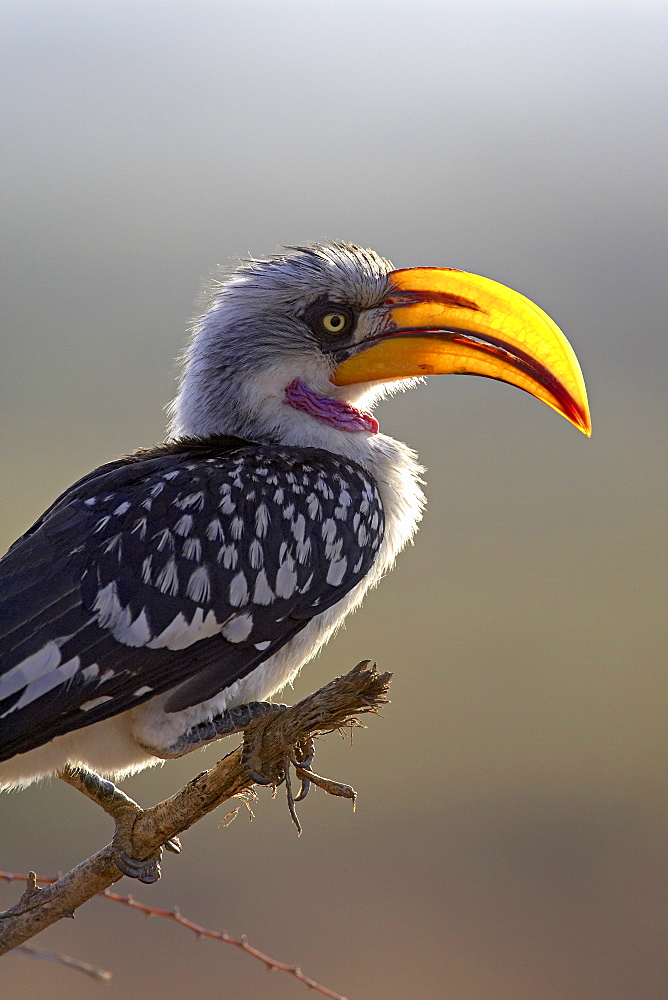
[156,558,179,597]
[102,534,123,556]
[94,581,129,630]
[222,612,254,643]
[321,519,337,544]
[6,655,82,714]
[186,566,211,603]
[292,514,306,543]
[252,570,274,605]
[147,608,220,650]
[147,612,187,648]
[114,609,152,647]
[249,539,263,569]
[176,491,205,510]
[207,518,225,541]
[275,557,298,598]
[154,528,174,551]
[80,695,114,712]
[174,514,193,536]
[0,641,63,700]
[218,545,238,569]
[219,494,236,515]
[141,555,153,584]
[316,478,333,499]
[229,571,249,606]
[326,537,343,561]
[182,537,202,561]
[296,538,311,563]
[132,517,148,540]
[326,557,348,587]
[255,503,270,537]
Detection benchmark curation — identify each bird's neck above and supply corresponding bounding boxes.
[284,380,379,435]
[169,364,425,567]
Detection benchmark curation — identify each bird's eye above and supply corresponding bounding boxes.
[321,312,348,334]
[303,301,356,342]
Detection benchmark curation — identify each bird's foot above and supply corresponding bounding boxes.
[242,716,317,833]
[109,802,180,885]
[155,701,288,759]
[57,764,180,884]
[291,737,316,801]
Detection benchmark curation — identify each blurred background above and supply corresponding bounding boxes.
[1,1,666,998]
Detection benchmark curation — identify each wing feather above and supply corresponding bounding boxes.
[0,442,384,759]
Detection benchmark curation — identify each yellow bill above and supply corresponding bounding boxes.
[332,267,591,436]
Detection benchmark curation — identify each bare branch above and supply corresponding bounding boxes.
[101,889,349,999]
[0,874,346,998]
[0,661,390,972]
[11,943,112,982]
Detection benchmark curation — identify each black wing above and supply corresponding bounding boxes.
[0,442,384,760]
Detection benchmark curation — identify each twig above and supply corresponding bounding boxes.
[101,889,347,999]
[0,873,345,999]
[11,943,112,982]
[0,662,390,970]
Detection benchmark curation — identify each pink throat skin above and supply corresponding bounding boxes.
[284,379,379,434]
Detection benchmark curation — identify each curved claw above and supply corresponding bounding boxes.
[294,776,311,802]
[245,765,285,786]
[164,836,182,854]
[114,849,162,884]
[293,740,315,801]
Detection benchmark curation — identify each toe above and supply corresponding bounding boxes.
[114,849,162,884]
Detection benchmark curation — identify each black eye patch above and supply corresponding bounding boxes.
[302,299,358,347]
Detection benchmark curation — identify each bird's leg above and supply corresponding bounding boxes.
[57,764,180,884]
[150,701,288,759]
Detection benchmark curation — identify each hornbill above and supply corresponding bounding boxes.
[0,244,590,868]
